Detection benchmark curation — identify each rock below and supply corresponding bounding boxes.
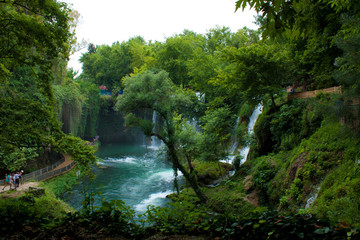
[28,186,45,197]
[243,175,254,191]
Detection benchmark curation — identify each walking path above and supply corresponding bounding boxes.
[0,154,74,198]
[0,182,40,198]
[288,86,342,100]
[53,154,73,171]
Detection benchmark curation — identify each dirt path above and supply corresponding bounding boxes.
[0,181,40,198]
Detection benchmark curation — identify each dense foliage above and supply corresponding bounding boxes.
[0,189,354,239]
[1,0,360,238]
[0,1,97,171]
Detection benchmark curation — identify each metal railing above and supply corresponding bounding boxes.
[31,161,76,182]
[21,159,64,182]
[1,158,75,183]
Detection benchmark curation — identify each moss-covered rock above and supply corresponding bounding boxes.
[191,160,234,185]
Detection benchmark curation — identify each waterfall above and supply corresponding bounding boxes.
[151,110,160,148]
[305,187,320,209]
[228,117,240,160]
[221,104,262,165]
[238,104,263,165]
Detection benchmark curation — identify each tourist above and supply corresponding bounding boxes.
[19,170,23,185]
[10,173,14,190]
[2,173,11,191]
[14,172,20,189]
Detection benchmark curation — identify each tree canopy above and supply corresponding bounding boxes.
[214,42,293,109]
[0,0,71,86]
[0,0,96,171]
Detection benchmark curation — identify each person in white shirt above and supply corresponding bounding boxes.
[13,172,20,190]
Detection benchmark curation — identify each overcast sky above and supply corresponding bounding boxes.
[61,0,258,72]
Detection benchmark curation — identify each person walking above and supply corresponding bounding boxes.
[19,170,23,185]
[14,172,20,190]
[2,173,11,191]
[9,173,14,190]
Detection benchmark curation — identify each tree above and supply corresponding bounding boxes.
[235,0,359,90]
[155,32,203,87]
[199,107,234,162]
[205,26,234,54]
[187,27,260,106]
[0,0,97,170]
[333,14,360,96]
[115,70,208,203]
[80,42,132,90]
[214,43,293,109]
[0,0,71,86]
[127,36,156,71]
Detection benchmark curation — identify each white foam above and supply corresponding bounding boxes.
[134,190,174,212]
[149,170,183,183]
[147,145,160,150]
[103,157,137,164]
[239,146,250,164]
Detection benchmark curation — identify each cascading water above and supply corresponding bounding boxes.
[238,104,263,164]
[227,117,240,162]
[305,187,320,209]
[150,110,161,148]
[220,104,262,166]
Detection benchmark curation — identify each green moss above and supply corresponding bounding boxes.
[34,195,74,217]
[192,160,233,185]
[207,185,255,215]
[313,161,360,228]
[259,120,360,226]
[238,102,253,119]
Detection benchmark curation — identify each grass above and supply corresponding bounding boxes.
[40,167,81,197]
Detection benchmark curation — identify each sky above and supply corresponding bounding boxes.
[61,0,258,72]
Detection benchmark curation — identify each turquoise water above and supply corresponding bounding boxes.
[61,144,181,213]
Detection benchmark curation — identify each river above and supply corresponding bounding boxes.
[61,144,182,213]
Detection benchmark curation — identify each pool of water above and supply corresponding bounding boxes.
[61,144,181,213]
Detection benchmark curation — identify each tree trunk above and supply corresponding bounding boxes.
[168,143,208,204]
[270,94,277,110]
[152,119,208,204]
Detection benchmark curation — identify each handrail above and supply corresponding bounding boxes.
[22,158,64,182]
[1,157,76,183]
[32,161,76,182]
[288,86,342,100]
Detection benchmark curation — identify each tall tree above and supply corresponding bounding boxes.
[127,36,156,71]
[235,0,357,90]
[115,70,208,203]
[80,41,132,90]
[214,43,293,109]
[155,32,203,87]
[0,0,96,170]
[0,0,71,87]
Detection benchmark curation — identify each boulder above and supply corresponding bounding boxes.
[28,187,45,197]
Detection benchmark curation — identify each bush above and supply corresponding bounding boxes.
[0,191,70,237]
